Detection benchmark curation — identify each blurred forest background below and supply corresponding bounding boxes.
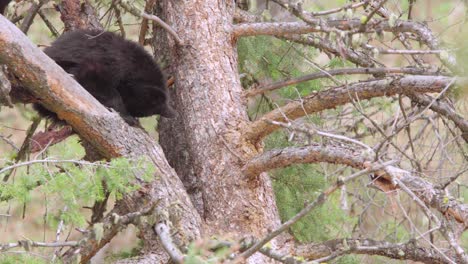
[0,0,467,263]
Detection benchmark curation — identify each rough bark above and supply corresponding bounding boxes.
[0,16,201,263]
[156,0,281,260]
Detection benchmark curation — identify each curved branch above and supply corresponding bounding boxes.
[243,143,468,226]
[242,143,366,178]
[244,75,457,143]
[0,16,201,263]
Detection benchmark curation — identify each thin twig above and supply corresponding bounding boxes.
[119,0,183,45]
[361,0,389,27]
[267,120,373,151]
[0,159,107,176]
[38,9,59,37]
[2,117,41,182]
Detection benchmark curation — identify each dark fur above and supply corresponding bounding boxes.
[35,29,176,124]
[1,1,175,124]
[0,0,10,14]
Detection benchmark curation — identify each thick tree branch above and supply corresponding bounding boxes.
[244,76,458,143]
[58,0,102,31]
[233,9,376,67]
[0,16,201,263]
[244,143,468,226]
[243,143,367,179]
[295,238,454,264]
[233,19,439,46]
[245,67,442,97]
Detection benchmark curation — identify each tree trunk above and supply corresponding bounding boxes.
[156,0,281,254]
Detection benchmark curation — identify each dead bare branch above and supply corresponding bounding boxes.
[405,92,468,143]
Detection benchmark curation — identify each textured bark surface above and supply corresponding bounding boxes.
[0,17,201,263]
[157,0,280,248]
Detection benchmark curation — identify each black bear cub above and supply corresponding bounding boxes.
[35,29,176,125]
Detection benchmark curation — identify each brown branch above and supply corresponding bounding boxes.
[233,19,440,50]
[233,14,455,69]
[0,66,13,107]
[138,0,156,45]
[232,9,377,67]
[280,34,377,67]
[295,238,454,264]
[19,0,48,34]
[360,0,388,27]
[243,143,366,179]
[233,21,322,37]
[30,125,74,153]
[1,240,79,251]
[0,16,201,263]
[2,116,40,182]
[62,203,157,262]
[245,67,441,97]
[234,8,260,23]
[362,44,448,55]
[118,0,183,45]
[244,75,458,143]
[38,9,59,37]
